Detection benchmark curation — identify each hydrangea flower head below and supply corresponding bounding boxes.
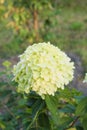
[13,42,74,98]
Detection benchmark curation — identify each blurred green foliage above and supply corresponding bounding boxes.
[0,0,87,70]
[0,0,59,42]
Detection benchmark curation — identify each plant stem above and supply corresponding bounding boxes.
[33,5,39,41]
[65,116,80,129]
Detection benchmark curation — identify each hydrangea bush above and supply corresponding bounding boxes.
[13,42,74,98]
[1,43,87,130]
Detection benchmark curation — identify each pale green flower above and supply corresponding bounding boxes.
[83,73,87,83]
[13,42,75,98]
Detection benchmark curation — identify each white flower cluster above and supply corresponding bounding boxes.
[13,42,74,98]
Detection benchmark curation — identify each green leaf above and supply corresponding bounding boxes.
[67,128,77,130]
[0,121,6,129]
[45,95,59,125]
[0,71,6,76]
[81,114,87,130]
[32,99,44,118]
[60,104,75,114]
[56,117,73,130]
[76,126,84,130]
[26,98,44,130]
[0,81,8,86]
[2,60,11,68]
[74,95,85,104]
[29,128,48,130]
[18,98,27,107]
[38,113,51,130]
[76,97,87,116]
